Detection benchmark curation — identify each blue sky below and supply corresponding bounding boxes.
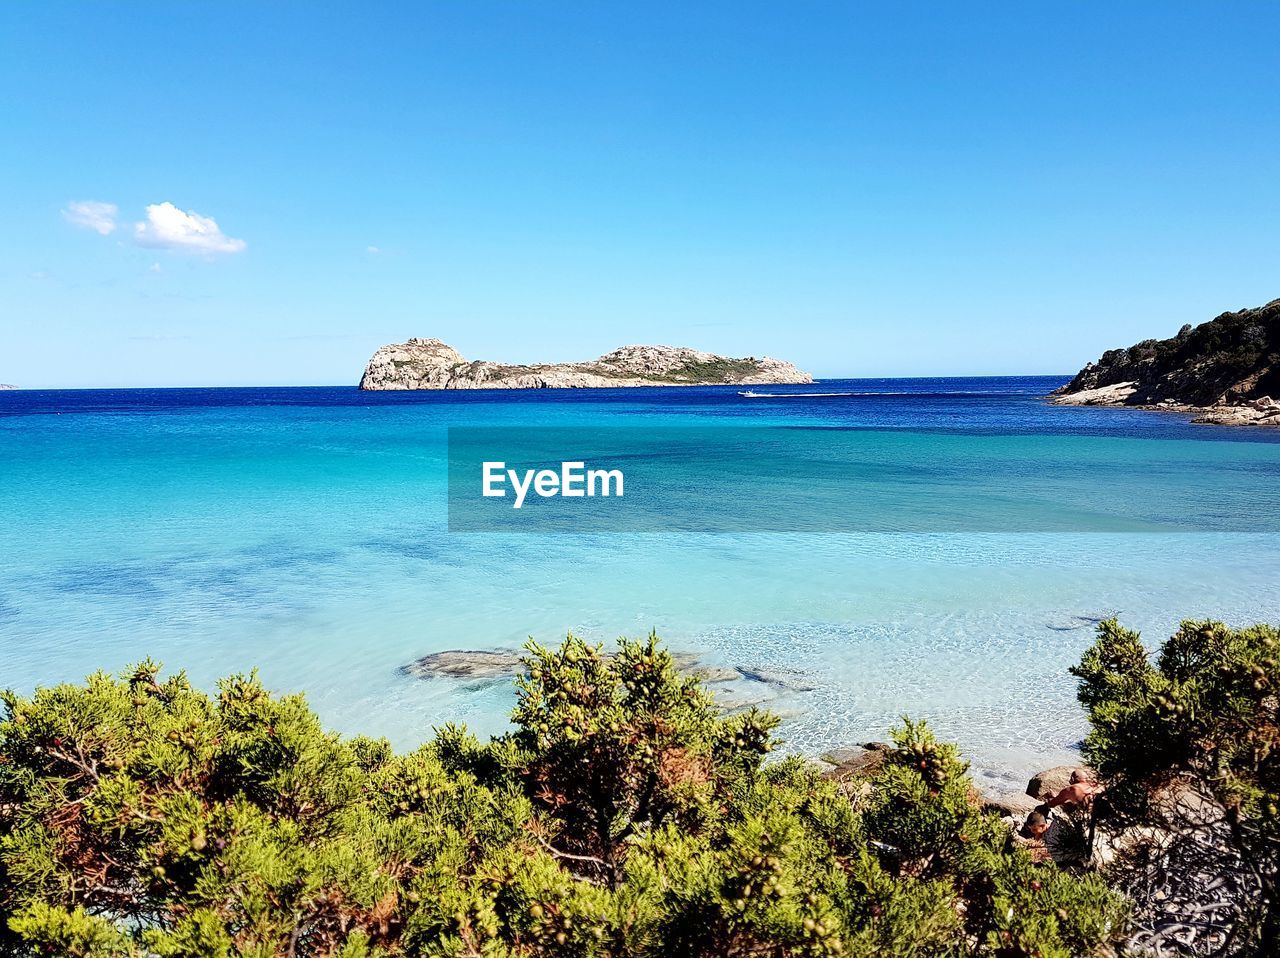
[2,2,1277,387]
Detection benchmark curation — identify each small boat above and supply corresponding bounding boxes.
[738,390,766,397]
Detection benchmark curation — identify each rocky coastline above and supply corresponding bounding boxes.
[359,338,812,390]
[1050,297,1280,426]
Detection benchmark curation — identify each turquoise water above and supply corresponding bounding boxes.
[3,378,1279,791]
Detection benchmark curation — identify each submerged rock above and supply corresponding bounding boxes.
[686,664,744,683]
[402,648,819,725]
[735,666,818,692]
[1044,612,1119,633]
[402,648,816,689]
[401,649,524,681]
[712,687,776,713]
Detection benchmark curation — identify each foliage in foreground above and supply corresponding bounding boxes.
[0,634,1127,957]
[1073,619,1280,956]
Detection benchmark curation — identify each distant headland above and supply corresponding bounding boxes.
[359,339,813,390]
[1051,297,1280,426]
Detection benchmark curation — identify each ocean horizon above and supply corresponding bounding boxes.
[4,376,1279,791]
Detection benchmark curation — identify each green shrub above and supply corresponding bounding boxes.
[1072,618,1280,955]
[1,634,1128,956]
[1072,619,1280,826]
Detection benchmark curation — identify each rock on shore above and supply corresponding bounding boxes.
[1050,298,1280,426]
[360,339,813,390]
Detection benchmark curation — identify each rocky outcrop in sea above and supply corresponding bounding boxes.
[359,338,812,390]
[1050,298,1280,426]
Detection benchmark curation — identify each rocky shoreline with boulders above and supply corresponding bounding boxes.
[1051,382,1280,427]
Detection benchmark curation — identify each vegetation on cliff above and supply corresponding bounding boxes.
[1053,299,1280,414]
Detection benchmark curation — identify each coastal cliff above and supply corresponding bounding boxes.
[1050,298,1280,426]
[359,339,813,390]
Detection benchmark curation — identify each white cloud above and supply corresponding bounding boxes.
[367,245,382,255]
[149,262,162,273]
[133,202,246,254]
[63,200,118,235]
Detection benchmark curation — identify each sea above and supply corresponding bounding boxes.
[3,376,1279,792]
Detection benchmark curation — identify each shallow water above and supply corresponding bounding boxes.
[3,378,1278,784]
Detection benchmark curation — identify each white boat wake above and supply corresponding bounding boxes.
[738,390,858,398]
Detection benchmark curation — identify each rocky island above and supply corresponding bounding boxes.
[359,338,812,390]
[1050,297,1280,426]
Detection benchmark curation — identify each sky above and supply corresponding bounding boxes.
[1,2,1278,387]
